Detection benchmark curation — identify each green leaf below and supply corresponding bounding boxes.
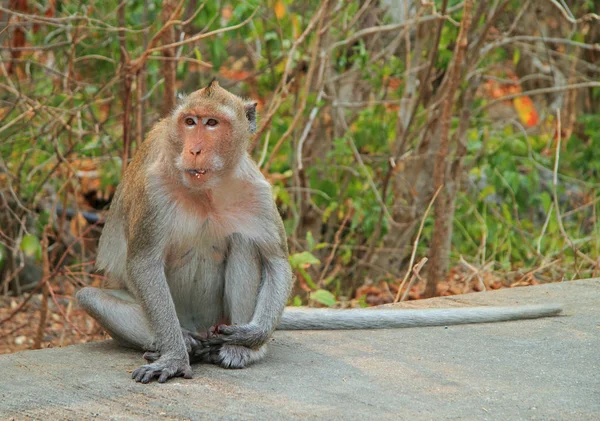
[289,251,320,268]
[322,202,338,223]
[324,276,336,286]
[0,243,5,272]
[298,267,317,289]
[478,185,496,201]
[513,48,520,66]
[540,192,552,213]
[501,203,513,224]
[21,234,42,262]
[292,295,302,306]
[310,289,337,307]
[306,231,315,251]
[209,37,227,70]
[274,185,291,206]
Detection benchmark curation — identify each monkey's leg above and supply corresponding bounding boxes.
[210,237,291,368]
[77,287,155,350]
[77,287,204,356]
[211,236,268,369]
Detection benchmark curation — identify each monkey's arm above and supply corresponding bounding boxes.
[126,255,192,383]
[216,218,293,350]
[124,207,192,383]
[276,304,563,330]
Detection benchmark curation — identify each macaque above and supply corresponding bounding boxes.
[77,81,562,384]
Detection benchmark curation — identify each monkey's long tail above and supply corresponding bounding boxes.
[276,304,563,330]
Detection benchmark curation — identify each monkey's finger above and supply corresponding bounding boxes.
[218,324,237,335]
[142,370,156,384]
[157,364,192,382]
[132,366,151,382]
[143,351,160,362]
[182,366,193,379]
[192,346,213,356]
[158,371,171,383]
[188,331,207,341]
[205,336,228,346]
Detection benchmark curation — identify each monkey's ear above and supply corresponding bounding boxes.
[245,102,258,134]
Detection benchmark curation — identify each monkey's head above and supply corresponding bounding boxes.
[171,80,257,189]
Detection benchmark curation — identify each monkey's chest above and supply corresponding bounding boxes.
[163,204,243,274]
[164,207,229,272]
[169,186,269,245]
[165,239,226,271]
[165,237,228,330]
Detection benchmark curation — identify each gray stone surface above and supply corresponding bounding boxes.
[1,279,598,420]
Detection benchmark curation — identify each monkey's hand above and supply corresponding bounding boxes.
[132,355,192,384]
[207,323,270,350]
[143,328,211,363]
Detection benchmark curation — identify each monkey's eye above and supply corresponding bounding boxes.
[202,118,219,127]
[184,116,198,127]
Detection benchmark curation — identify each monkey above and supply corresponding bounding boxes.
[76,81,562,384]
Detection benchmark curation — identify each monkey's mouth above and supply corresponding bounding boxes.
[185,168,209,179]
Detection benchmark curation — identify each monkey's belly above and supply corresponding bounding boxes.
[165,244,227,332]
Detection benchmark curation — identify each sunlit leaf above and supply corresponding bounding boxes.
[501,203,513,224]
[20,234,42,262]
[478,185,496,201]
[289,251,320,268]
[306,231,315,251]
[291,14,300,39]
[310,289,336,307]
[513,49,520,66]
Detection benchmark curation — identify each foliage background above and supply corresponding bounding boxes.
[0,0,598,351]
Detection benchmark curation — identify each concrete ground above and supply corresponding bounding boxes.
[0,279,598,420]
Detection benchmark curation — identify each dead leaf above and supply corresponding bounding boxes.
[513,96,539,127]
[274,0,286,19]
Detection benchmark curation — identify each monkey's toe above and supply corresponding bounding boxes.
[132,358,192,383]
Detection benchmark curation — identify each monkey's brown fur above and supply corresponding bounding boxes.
[78,82,290,383]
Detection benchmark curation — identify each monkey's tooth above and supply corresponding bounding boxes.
[186,169,203,177]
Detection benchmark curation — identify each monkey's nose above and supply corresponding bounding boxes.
[189,145,202,156]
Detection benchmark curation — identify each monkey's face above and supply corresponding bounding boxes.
[176,107,236,187]
[173,83,256,189]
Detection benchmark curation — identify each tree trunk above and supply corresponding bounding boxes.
[425,0,473,298]
[161,1,178,116]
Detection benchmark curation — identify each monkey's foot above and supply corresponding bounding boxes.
[132,357,192,383]
[214,344,267,369]
[144,328,220,363]
[202,324,270,368]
